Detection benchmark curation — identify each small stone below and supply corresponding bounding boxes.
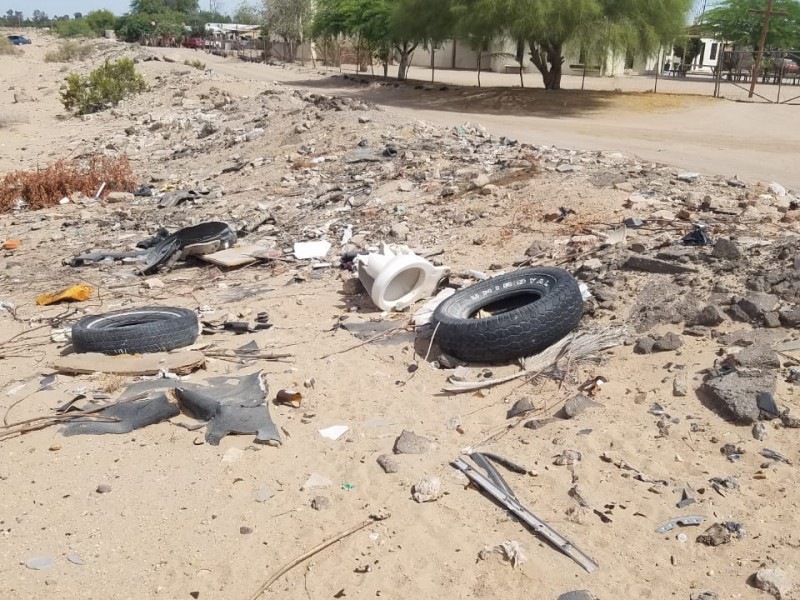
[553,449,582,466]
[398,180,413,192]
[240,526,253,534]
[300,473,332,490]
[144,278,165,289]
[653,332,683,352]
[96,483,112,494]
[737,293,779,322]
[106,191,135,203]
[690,593,718,600]
[755,567,793,600]
[696,522,743,546]
[311,495,330,511]
[562,394,598,418]
[673,371,688,397]
[254,486,275,503]
[752,422,768,441]
[412,474,441,503]
[769,182,787,197]
[779,309,800,328]
[634,336,656,354]
[556,163,582,173]
[358,116,372,124]
[25,556,55,570]
[376,454,399,473]
[711,238,742,261]
[390,223,410,241]
[49,444,61,452]
[677,172,700,182]
[556,591,596,600]
[393,430,433,454]
[221,447,243,463]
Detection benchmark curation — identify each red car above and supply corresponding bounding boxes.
[182,38,204,49]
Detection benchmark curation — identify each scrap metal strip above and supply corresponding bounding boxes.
[453,458,598,573]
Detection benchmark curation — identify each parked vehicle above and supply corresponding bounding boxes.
[182,38,204,49]
[6,35,31,45]
[775,58,800,74]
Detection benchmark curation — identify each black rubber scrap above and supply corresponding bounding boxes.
[71,306,200,355]
[432,267,584,363]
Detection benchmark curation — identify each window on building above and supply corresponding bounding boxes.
[710,43,718,61]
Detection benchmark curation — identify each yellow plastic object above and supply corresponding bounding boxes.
[36,285,94,306]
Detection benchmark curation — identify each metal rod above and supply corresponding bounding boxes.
[453,458,599,573]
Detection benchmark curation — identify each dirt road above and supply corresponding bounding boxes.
[192,51,800,189]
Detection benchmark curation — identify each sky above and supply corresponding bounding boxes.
[2,1,232,17]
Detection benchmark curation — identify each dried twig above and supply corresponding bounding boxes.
[248,514,390,600]
[318,323,407,360]
[443,327,625,394]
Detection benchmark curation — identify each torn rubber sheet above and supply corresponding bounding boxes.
[62,371,280,446]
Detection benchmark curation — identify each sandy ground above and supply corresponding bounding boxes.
[1,33,799,600]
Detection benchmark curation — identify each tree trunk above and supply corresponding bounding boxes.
[430,42,435,82]
[395,42,417,81]
[528,40,563,90]
[516,38,525,88]
[355,34,360,74]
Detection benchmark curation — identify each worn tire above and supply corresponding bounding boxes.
[71,307,200,355]
[432,267,583,363]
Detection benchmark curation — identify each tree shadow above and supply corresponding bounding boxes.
[285,72,627,119]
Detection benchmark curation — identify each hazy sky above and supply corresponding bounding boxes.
[2,1,232,17]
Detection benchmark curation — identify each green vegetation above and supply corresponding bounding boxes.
[184,58,206,69]
[699,0,800,50]
[60,58,147,115]
[44,40,94,62]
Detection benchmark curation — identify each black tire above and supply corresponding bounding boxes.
[71,307,200,355]
[432,267,584,363]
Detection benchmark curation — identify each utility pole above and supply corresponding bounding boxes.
[748,0,788,98]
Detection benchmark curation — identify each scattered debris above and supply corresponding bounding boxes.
[393,430,434,454]
[412,475,442,503]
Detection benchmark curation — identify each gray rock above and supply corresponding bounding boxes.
[376,453,399,473]
[556,591,596,600]
[695,305,726,327]
[734,344,780,370]
[673,371,688,397]
[755,567,793,600]
[702,370,777,423]
[634,336,656,354]
[653,332,683,352]
[738,293,779,321]
[562,393,599,418]
[96,483,112,494]
[393,430,433,454]
[471,174,491,188]
[507,398,535,419]
[623,255,697,274]
[525,240,549,257]
[764,311,782,328]
[25,556,55,570]
[556,163,582,173]
[752,422,768,441]
[711,238,742,261]
[311,496,330,511]
[779,309,800,328]
[677,172,700,182]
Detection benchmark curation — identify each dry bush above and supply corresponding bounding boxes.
[45,40,94,63]
[0,37,19,55]
[0,156,137,212]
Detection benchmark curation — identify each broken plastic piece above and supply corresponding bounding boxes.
[623,218,645,228]
[294,240,331,259]
[681,225,710,246]
[63,393,180,436]
[36,285,93,306]
[655,515,707,534]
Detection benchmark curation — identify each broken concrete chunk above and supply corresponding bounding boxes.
[701,370,777,424]
[755,567,793,600]
[734,344,780,370]
[673,371,688,397]
[393,430,434,454]
[696,522,744,546]
[412,474,441,502]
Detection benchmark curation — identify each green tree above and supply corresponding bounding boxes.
[264,0,313,61]
[395,0,453,81]
[130,0,169,14]
[54,18,95,37]
[86,9,117,36]
[232,1,262,24]
[699,0,800,49]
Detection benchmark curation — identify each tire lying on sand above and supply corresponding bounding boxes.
[71,307,200,355]
[431,267,584,363]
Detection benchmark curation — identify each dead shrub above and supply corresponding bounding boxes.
[44,40,94,63]
[0,156,137,212]
[0,37,19,55]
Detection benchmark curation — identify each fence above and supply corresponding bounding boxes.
[712,49,800,104]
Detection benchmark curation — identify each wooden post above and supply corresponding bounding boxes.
[748,0,788,98]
